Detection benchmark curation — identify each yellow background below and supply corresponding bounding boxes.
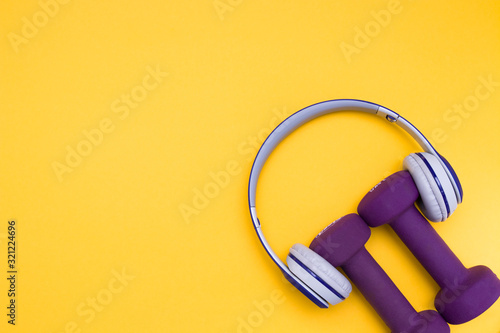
[1,1,499,332]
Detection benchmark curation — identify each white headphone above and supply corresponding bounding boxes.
[247,99,463,308]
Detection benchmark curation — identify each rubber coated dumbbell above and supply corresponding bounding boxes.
[310,213,450,333]
[358,170,500,325]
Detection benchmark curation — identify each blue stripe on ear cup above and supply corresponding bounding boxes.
[416,153,451,217]
[437,153,463,203]
[281,269,329,308]
[288,254,345,300]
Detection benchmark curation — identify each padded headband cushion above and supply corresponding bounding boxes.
[289,244,352,298]
[403,152,458,222]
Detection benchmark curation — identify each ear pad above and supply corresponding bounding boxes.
[403,152,458,222]
[287,244,352,305]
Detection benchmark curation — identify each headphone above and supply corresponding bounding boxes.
[247,99,464,308]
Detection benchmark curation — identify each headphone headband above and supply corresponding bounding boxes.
[248,99,462,277]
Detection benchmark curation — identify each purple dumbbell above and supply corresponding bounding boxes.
[358,170,500,324]
[310,213,450,333]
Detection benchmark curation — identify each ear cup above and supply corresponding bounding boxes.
[403,152,458,222]
[287,244,352,305]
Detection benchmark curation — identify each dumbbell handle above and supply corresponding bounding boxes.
[342,247,419,333]
[390,206,469,288]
